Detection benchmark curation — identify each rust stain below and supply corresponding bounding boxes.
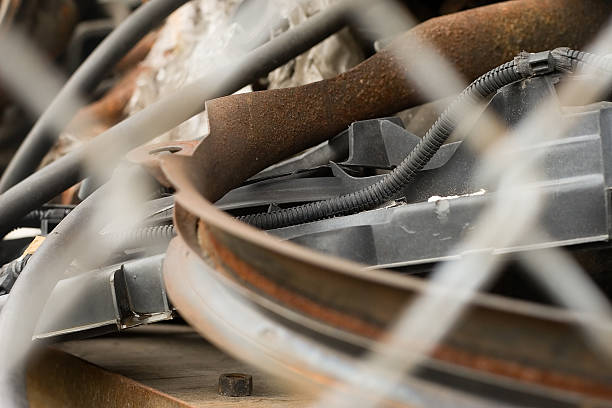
[204,0,612,198]
[199,222,383,339]
[164,0,612,401]
[45,66,150,169]
[115,30,159,73]
[198,223,612,400]
[126,140,201,187]
[71,66,149,132]
[432,348,612,399]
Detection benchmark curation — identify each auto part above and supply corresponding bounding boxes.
[3,0,612,407]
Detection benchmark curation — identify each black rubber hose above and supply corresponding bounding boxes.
[0,0,355,235]
[0,0,191,193]
[19,209,48,227]
[0,185,108,408]
[240,48,609,229]
[17,206,73,228]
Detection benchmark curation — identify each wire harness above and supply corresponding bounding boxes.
[240,48,612,229]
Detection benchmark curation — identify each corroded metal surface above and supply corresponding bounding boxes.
[159,0,612,404]
[164,236,529,408]
[127,139,200,188]
[27,348,193,408]
[46,32,159,164]
[159,145,612,402]
[196,218,612,398]
[165,226,612,405]
[218,373,253,397]
[205,0,612,197]
[115,31,159,74]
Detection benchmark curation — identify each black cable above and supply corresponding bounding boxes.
[240,48,610,229]
[0,185,108,408]
[240,61,522,228]
[0,0,356,235]
[551,47,612,74]
[0,205,74,238]
[0,0,191,193]
[105,224,176,249]
[0,255,30,296]
[18,206,74,228]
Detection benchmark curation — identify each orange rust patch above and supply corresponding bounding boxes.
[432,347,612,399]
[199,223,383,339]
[197,222,612,399]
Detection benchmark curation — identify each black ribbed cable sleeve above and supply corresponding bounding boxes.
[240,61,523,229]
[550,47,612,74]
[241,48,612,230]
[104,224,176,249]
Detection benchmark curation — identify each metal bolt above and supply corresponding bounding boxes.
[218,373,253,397]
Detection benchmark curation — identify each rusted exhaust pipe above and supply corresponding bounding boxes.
[202,0,612,199]
[161,2,612,399]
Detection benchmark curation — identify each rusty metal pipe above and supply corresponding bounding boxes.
[204,0,612,200]
[160,0,612,401]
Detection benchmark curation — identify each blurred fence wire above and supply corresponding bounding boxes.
[1,1,612,407]
[313,2,612,407]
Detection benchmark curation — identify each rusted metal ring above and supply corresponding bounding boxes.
[157,0,612,403]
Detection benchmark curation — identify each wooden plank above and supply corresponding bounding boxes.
[55,324,314,407]
[27,348,192,408]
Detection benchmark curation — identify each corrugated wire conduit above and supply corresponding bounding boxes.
[240,48,612,230]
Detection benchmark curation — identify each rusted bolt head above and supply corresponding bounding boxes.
[218,373,253,397]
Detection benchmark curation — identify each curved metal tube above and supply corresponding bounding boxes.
[165,236,521,408]
[160,0,612,403]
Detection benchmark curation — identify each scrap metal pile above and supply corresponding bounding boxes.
[1,0,612,406]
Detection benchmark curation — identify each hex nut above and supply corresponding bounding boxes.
[218,373,253,397]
